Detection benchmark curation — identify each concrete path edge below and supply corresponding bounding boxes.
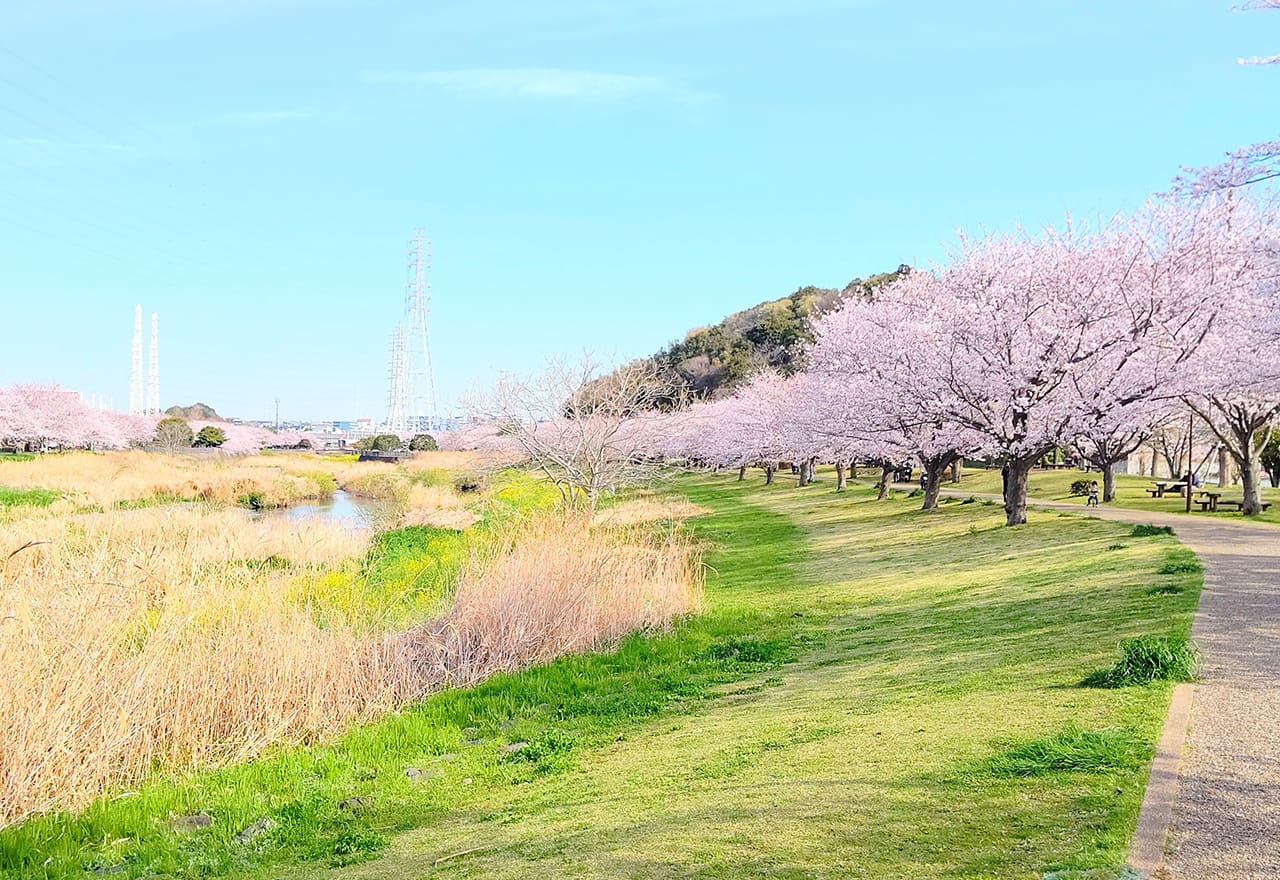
[1127,681,1194,878]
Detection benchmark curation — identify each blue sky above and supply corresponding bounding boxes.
[0,0,1276,421]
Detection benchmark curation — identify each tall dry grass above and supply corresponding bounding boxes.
[0,508,379,823]
[0,450,341,510]
[0,495,701,826]
[393,515,703,691]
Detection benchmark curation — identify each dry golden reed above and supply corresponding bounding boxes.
[0,454,701,826]
[393,514,703,692]
[0,450,340,510]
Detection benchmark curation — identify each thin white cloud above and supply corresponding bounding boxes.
[362,68,702,102]
[0,137,137,167]
[220,109,311,125]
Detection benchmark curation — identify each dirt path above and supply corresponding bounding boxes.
[947,491,1280,878]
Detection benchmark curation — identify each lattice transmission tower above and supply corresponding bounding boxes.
[147,312,160,414]
[386,230,437,433]
[386,324,409,435]
[405,230,437,430]
[129,305,143,415]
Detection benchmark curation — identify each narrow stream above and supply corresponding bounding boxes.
[255,489,385,529]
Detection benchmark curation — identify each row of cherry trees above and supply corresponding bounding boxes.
[0,385,158,452]
[642,157,1280,524]
[0,385,309,455]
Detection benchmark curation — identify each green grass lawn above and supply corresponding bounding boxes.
[0,474,1200,879]
[952,465,1280,524]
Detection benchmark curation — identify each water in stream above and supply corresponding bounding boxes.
[256,489,385,529]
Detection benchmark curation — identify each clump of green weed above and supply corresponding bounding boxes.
[907,489,923,498]
[703,636,786,665]
[1131,524,1174,538]
[238,490,265,510]
[502,730,576,774]
[983,727,1151,776]
[329,827,386,866]
[0,486,60,508]
[1106,543,1127,551]
[304,471,338,497]
[961,496,977,505]
[243,555,293,571]
[1146,584,1185,596]
[1081,635,1200,688]
[1157,551,1201,575]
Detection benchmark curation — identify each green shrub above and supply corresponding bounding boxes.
[408,433,437,452]
[1069,479,1090,497]
[154,416,193,449]
[0,452,36,462]
[238,490,266,510]
[1130,523,1174,537]
[352,434,401,452]
[193,426,227,448]
[984,727,1151,776]
[1081,634,1200,688]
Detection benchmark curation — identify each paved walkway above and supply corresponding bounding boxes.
[947,492,1280,878]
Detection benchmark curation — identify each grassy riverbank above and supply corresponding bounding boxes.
[1,471,1199,879]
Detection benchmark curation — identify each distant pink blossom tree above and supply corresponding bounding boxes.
[0,385,157,452]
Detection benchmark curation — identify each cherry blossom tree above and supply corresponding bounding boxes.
[467,356,686,510]
[808,303,983,510]
[0,385,157,452]
[812,215,1217,525]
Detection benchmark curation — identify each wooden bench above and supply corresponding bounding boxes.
[1215,499,1273,513]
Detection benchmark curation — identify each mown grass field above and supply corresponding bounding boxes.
[0,469,1200,879]
[953,464,1280,524]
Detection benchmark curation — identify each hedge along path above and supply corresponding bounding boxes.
[948,490,1280,879]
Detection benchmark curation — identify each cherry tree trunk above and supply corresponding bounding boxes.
[849,461,858,479]
[737,465,747,482]
[1102,463,1116,503]
[1240,448,1263,515]
[835,461,847,491]
[876,465,893,501]
[950,459,962,483]
[764,463,776,486]
[798,459,812,487]
[1004,459,1033,526]
[1218,447,1232,487]
[921,455,954,510]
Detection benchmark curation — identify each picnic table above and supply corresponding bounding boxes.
[1146,480,1188,498]
[1195,490,1222,512]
